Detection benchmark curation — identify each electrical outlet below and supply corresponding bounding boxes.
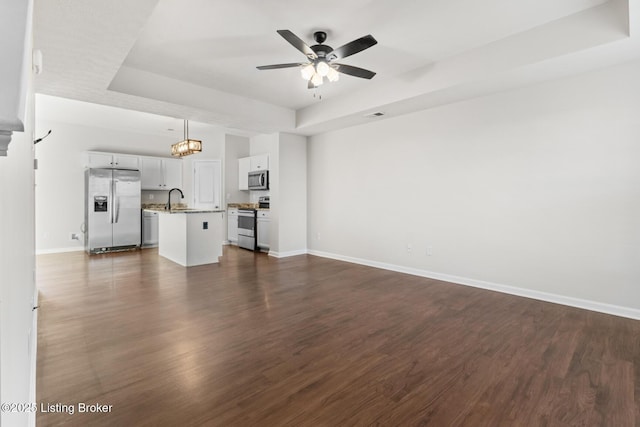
[426,246,433,256]
[70,233,79,241]
[407,243,413,253]
[148,193,154,200]
[316,232,321,240]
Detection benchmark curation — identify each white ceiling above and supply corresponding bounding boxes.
[33,0,640,136]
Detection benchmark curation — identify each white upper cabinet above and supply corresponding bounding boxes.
[163,158,182,189]
[140,157,163,189]
[86,152,139,169]
[250,154,269,171]
[114,154,140,169]
[238,154,269,191]
[86,152,113,168]
[85,151,182,190]
[140,156,182,190]
[238,157,250,191]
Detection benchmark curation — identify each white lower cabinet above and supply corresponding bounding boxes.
[227,208,238,244]
[257,210,270,250]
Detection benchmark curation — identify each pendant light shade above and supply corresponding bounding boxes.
[171,120,202,157]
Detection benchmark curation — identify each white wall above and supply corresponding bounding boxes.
[307,58,640,317]
[249,133,307,256]
[224,134,250,205]
[0,97,36,427]
[35,102,226,253]
[0,7,36,425]
[276,133,307,256]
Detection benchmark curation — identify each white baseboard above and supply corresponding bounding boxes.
[36,246,84,255]
[307,249,640,321]
[268,249,308,258]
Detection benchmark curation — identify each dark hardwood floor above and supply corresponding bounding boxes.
[36,247,640,426]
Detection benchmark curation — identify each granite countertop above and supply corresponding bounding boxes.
[142,203,224,214]
[142,203,188,210]
[227,202,269,210]
[227,203,258,209]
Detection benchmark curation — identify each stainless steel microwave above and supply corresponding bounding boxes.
[248,170,269,190]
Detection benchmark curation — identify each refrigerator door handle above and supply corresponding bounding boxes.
[109,179,114,224]
[114,181,120,223]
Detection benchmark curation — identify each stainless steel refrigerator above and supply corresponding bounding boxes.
[85,168,141,254]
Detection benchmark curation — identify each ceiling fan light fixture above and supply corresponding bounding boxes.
[311,73,323,87]
[300,63,315,80]
[257,30,378,89]
[327,67,340,82]
[316,60,330,77]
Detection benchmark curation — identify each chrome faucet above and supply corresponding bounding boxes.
[166,188,184,212]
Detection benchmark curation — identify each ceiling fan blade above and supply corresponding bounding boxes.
[334,64,376,79]
[277,30,317,59]
[257,63,304,70]
[329,35,377,60]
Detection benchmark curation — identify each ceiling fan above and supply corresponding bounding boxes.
[257,30,377,88]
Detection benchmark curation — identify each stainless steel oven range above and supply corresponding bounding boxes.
[237,209,257,251]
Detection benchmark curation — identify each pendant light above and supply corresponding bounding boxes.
[171,119,202,157]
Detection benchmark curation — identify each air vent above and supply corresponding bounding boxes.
[364,112,385,118]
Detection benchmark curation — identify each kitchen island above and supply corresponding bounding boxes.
[145,208,224,267]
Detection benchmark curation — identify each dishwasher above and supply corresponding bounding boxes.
[141,210,159,247]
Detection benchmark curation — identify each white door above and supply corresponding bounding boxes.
[193,160,221,209]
